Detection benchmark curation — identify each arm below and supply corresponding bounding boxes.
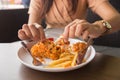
[62,0,120,41]
[93,1,120,34]
[28,11,42,24]
[18,0,46,41]
[28,0,43,24]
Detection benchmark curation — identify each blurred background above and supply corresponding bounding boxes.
[0,0,29,42]
[0,0,30,9]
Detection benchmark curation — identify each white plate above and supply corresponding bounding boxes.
[17,39,96,72]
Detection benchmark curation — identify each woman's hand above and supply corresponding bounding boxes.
[63,19,106,41]
[18,23,46,41]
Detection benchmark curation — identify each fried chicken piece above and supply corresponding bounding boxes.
[71,42,87,52]
[31,39,61,61]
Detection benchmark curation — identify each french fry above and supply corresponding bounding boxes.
[47,56,72,66]
[71,52,78,66]
[45,54,74,68]
[60,52,74,58]
[55,61,72,67]
[46,61,72,68]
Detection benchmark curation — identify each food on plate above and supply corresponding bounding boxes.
[71,42,87,52]
[30,38,87,68]
[46,41,87,68]
[71,42,87,66]
[31,38,61,61]
[46,52,74,68]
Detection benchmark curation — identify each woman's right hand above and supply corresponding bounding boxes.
[18,23,46,41]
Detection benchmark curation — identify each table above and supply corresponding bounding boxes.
[0,41,120,80]
[0,28,120,80]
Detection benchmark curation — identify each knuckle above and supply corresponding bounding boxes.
[75,31,80,37]
[33,35,40,40]
[22,24,28,29]
[65,26,69,30]
[26,33,32,37]
[29,24,37,30]
[70,26,75,30]
[75,19,80,22]
[38,26,43,30]
[86,30,89,33]
[34,23,42,28]
[78,23,85,29]
[18,34,25,40]
[33,34,39,38]
[39,26,43,30]
[77,24,83,29]
[81,20,86,22]
[29,24,35,27]
[75,34,79,38]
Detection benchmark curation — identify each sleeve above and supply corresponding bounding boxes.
[28,0,42,14]
[87,0,108,12]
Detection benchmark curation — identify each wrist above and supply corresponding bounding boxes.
[93,20,112,36]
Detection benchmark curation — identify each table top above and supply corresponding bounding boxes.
[0,41,120,80]
[0,28,120,80]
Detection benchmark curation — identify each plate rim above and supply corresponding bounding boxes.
[17,39,96,72]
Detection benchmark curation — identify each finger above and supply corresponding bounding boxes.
[75,24,83,38]
[38,26,46,41]
[75,19,86,24]
[63,21,76,40]
[75,23,88,37]
[74,19,88,36]
[29,24,40,41]
[69,23,77,38]
[67,20,77,27]
[33,23,46,40]
[82,30,89,41]
[62,26,70,41]
[18,29,30,40]
[22,24,33,38]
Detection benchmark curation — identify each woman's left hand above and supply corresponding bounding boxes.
[62,19,105,41]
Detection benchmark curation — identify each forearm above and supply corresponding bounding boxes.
[94,1,120,34]
[93,13,120,35]
[106,13,120,33]
[28,13,43,25]
[28,0,44,25]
